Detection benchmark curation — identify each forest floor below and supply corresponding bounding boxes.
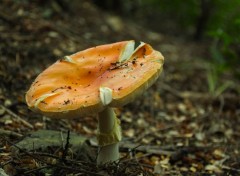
[0,0,240,175]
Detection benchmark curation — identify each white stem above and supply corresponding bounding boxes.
[97,107,121,165]
[97,143,119,164]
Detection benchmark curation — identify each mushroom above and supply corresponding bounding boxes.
[25,40,164,164]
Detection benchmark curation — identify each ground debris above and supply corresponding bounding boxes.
[2,136,154,176]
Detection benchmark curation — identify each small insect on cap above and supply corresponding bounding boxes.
[25,40,164,118]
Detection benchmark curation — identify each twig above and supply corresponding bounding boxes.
[0,105,33,129]
[3,137,43,160]
[0,129,23,137]
[161,83,183,99]
[120,142,222,159]
[120,143,174,156]
[122,152,152,163]
[127,144,142,158]
[25,151,95,167]
[222,165,240,173]
[23,165,50,175]
[0,168,9,176]
[62,130,70,162]
[60,130,64,148]
[161,83,238,101]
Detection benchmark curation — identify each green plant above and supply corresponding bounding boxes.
[207,64,233,97]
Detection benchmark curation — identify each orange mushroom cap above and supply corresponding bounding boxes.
[26,40,164,118]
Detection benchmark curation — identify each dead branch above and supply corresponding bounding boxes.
[62,130,70,162]
[0,129,23,138]
[0,105,33,129]
[120,143,174,156]
[161,83,239,101]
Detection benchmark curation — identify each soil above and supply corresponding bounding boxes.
[0,0,239,175]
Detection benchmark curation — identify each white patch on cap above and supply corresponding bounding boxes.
[63,56,76,63]
[119,41,146,63]
[118,41,135,63]
[99,87,113,106]
[34,92,59,108]
[133,41,145,53]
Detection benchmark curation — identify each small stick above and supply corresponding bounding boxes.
[0,105,33,129]
[62,130,70,162]
[23,165,50,175]
[0,129,23,137]
[0,168,9,176]
[222,165,240,173]
[60,130,64,148]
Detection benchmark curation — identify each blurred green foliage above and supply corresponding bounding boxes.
[141,0,240,77]
[207,1,240,74]
[142,0,200,31]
